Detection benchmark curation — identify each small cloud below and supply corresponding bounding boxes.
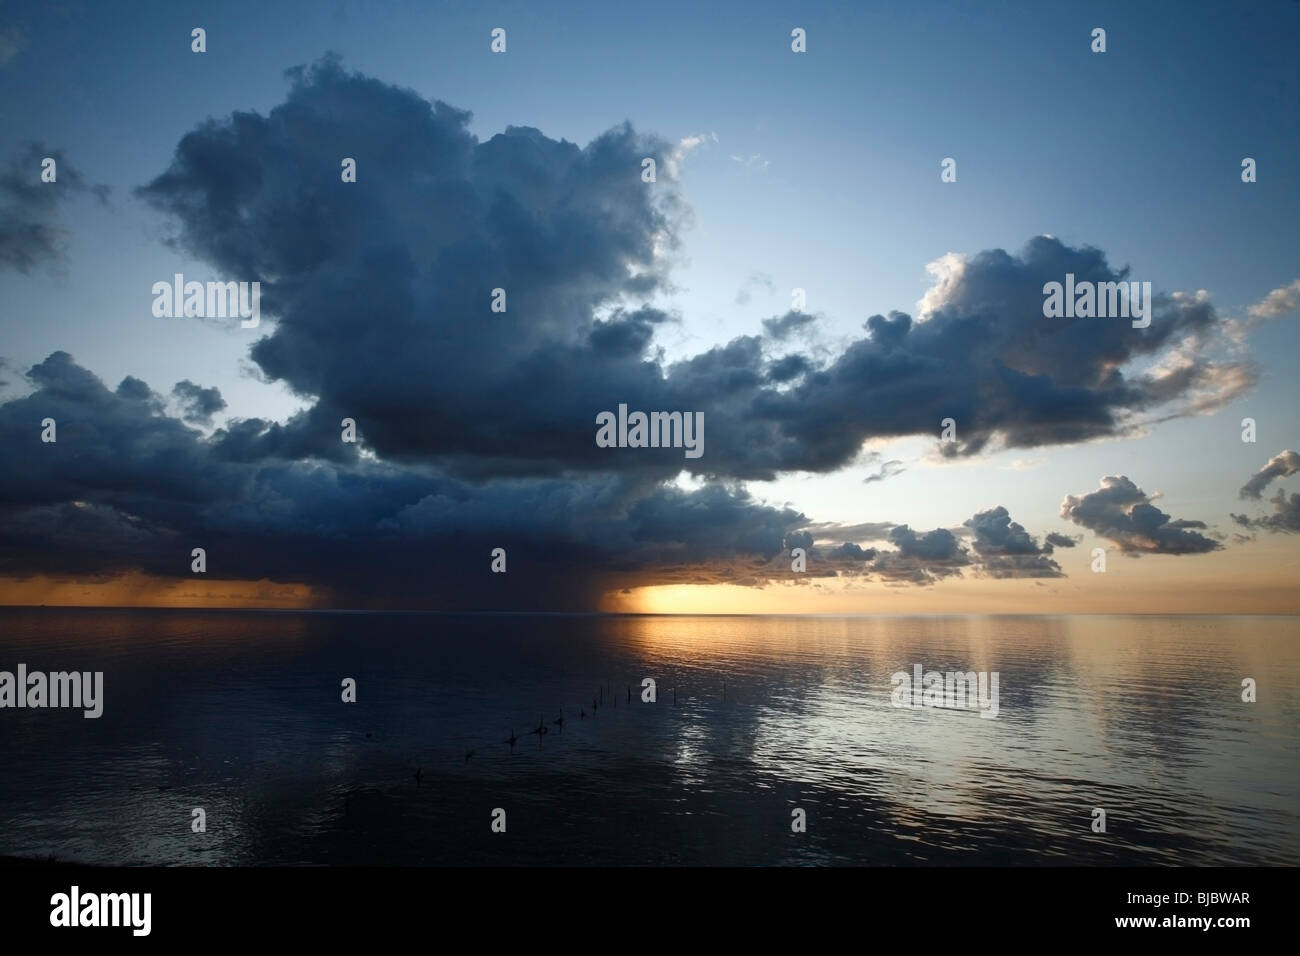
[862,459,905,484]
[1247,278,1300,320]
[1239,449,1300,499]
[964,505,1064,578]
[1233,490,1300,535]
[1060,476,1221,555]
[867,525,970,584]
[1044,531,1078,549]
[1234,450,1300,534]
[664,131,717,178]
[1002,457,1044,471]
[729,154,769,173]
[761,310,816,340]
[735,271,775,306]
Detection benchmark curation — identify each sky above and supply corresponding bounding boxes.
[0,0,1297,612]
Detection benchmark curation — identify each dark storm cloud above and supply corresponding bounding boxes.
[1239,450,1300,499]
[1060,476,1221,555]
[130,58,1248,483]
[1,352,246,511]
[676,239,1248,479]
[0,353,1083,602]
[172,380,227,425]
[0,58,1258,606]
[0,353,809,607]
[1044,531,1078,549]
[964,505,1063,578]
[135,55,691,481]
[0,142,109,274]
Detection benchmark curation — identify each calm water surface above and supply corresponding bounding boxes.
[0,610,1296,865]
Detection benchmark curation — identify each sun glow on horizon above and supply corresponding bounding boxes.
[0,572,319,608]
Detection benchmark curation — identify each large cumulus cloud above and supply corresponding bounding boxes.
[131,57,1251,484]
[136,56,692,481]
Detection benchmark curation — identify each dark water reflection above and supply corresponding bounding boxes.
[0,610,1295,865]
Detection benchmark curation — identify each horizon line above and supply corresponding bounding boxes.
[0,604,1295,619]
